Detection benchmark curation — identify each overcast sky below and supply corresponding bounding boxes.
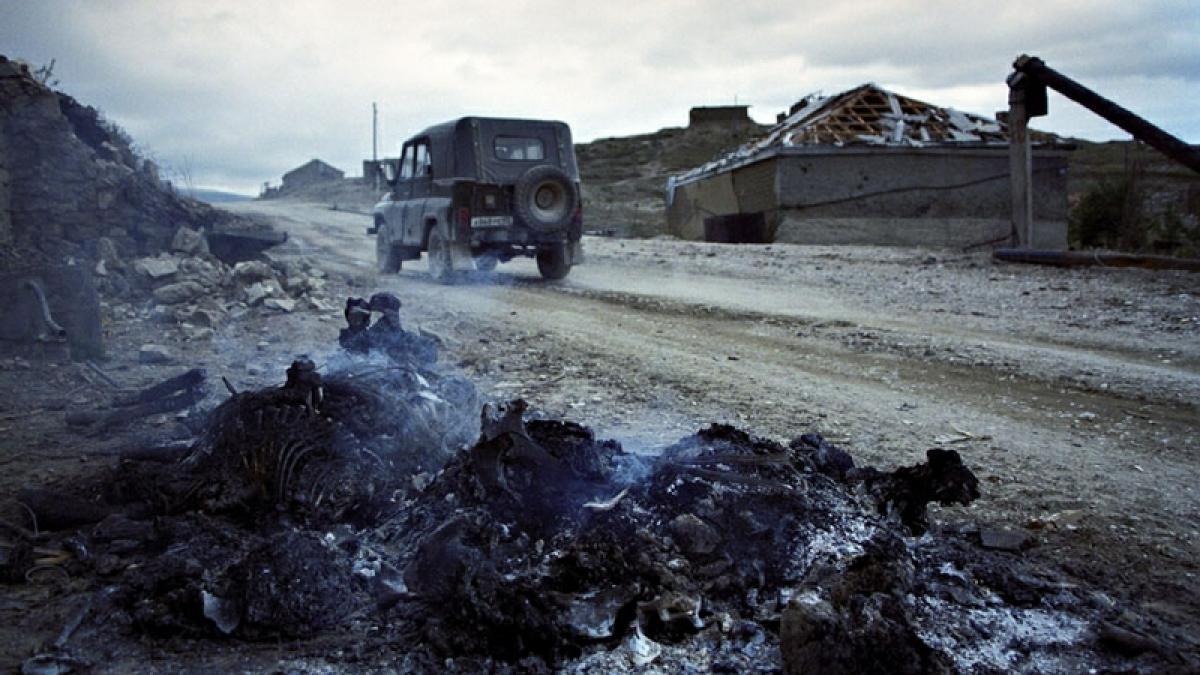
[3,0,1197,193]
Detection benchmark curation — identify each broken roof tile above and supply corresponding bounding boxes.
[674,83,1066,184]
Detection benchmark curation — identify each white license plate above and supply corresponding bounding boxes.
[470,215,512,229]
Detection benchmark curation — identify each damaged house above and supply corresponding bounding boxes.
[666,84,1072,249]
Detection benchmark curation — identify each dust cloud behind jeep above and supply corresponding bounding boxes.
[371,117,584,282]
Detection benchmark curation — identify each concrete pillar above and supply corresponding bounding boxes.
[1008,86,1034,248]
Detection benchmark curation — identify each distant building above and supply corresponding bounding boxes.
[688,105,754,132]
[667,84,1073,249]
[281,159,344,191]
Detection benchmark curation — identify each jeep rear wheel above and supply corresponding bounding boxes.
[427,228,455,284]
[536,244,571,280]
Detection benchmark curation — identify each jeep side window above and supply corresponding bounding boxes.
[494,136,544,161]
[414,142,432,177]
[399,145,415,180]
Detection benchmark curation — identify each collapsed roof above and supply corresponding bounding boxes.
[674,83,1066,184]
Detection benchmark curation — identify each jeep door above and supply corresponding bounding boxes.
[384,143,414,245]
[408,138,434,245]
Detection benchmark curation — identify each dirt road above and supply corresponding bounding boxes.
[228,199,1200,645]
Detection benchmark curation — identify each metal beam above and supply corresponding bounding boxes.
[1013,55,1200,174]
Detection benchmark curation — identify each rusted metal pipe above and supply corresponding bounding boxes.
[1013,55,1200,174]
[994,248,1200,271]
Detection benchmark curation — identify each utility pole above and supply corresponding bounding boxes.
[372,102,379,191]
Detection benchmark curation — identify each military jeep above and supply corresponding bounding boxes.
[370,117,584,281]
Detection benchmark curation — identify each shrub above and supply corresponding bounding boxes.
[1069,175,1146,250]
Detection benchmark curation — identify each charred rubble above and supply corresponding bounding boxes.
[1,298,1167,672]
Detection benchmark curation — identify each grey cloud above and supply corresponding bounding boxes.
[1,0,1196,192]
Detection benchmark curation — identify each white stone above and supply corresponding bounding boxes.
[243,280,282,306]
[153,281,206,305]
[138,344,172,364]
[262,297,295,312]
[134,256,179,279]
[171,226,209,255]
[233,260,275,283]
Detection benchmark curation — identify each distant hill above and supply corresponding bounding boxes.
[259,177,382,213]
[1066,139,1199,191]
[576,123,768,237]
[188,188,254,204]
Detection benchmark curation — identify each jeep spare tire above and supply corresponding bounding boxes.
[514,165,577,232]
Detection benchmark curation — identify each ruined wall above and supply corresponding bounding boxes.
[774,148,1068,248]
[731,158,779,238]
[666,169,740,240]
[668,147,1070,249]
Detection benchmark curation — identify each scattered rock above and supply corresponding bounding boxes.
[174,305,224,328]
[134,256,179,280]
[1026,509,1084,531]
[150,305,176,323]
[244,284,268,306]
[177,257,225,289]
[669,513,721,555]
[202,590,241,635]
[95,236,123,270]
[243,280,283,306]
[181,325,214,341]
[1098,621,1164,656]
[262,297,295,313]
[138,344,172,364]
[233,260,275,284]
[171,226,209,255]
[307,297,337,312]
[152,280,206,305]
[979,528,1031,551]
[284,275,325,295]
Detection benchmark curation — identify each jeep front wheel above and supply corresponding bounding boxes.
[427,228,455,284]
[536,244,571,280]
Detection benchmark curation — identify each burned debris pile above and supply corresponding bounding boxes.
[383,421,991,670]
